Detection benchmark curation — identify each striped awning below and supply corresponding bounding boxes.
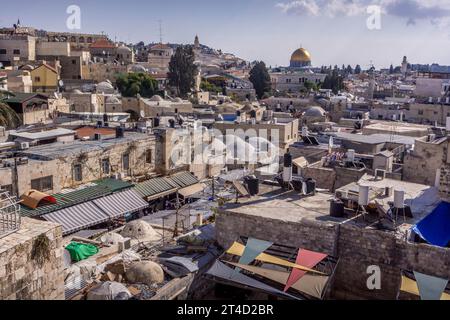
[43,202,110,235]
[93,189,148,219]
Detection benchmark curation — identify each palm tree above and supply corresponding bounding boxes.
[0,100,21,129]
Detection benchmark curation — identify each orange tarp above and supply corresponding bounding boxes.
[20,190,56,209]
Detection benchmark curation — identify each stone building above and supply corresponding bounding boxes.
[216,177,448,300]
[0,218,64,300]
[0,34,36,66]
[30,63,59,93]
[147,43,173,70]
[0,130,157,195]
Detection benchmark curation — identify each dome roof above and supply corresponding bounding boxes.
[129,64,147,73]
[117,45,132,53]
[97,81,114,91]
[72,89,83,94]
[304,106,326,117]
[106,96,121,104]
[149,95,164,102]
[291,48,311,63]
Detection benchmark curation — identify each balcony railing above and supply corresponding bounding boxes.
[0,190,21,239]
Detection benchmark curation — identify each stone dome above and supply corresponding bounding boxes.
[121,220,160,241]
[129,64,147,73]
[117,45,132,53]
[97,81,114,91]
[149,95,164,102]
[304,106,326,117]
[105,96,121,104]
[125,261,164,286]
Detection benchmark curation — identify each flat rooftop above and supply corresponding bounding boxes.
[222,184,343,225]
[334,132,417,146]
[19,132,154,160]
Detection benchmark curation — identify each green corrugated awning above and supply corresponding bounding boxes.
[20,179,133,218]
[133,172,199,200]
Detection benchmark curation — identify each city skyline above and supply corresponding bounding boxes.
[2,0,450,69]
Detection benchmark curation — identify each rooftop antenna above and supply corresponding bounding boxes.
[159,20,163,44]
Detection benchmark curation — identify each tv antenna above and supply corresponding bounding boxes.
[158,20,164,44]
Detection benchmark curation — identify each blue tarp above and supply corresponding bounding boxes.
[413,202,450,247]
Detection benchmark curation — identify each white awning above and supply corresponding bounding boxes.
[178,183,207,198]
[93,189,148,219]
[43,202,110,235]
[293,157,309,168]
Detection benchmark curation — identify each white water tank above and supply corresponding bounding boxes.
[446,117,450,132]
[283,166,293,183]
[394,190,405,209]
[347,149,355,162]
[358,185,370,206]
[301,127,308,136]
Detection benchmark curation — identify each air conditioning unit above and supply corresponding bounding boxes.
[16,142,30,150]
[118,238,131,252]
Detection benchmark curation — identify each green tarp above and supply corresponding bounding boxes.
[66,242,99,262]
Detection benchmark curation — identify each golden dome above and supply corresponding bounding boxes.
[290,48,311,62]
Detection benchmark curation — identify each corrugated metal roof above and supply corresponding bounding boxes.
[133,172,198,199]
[20,179,133,218]
[93,189,148,219]
[170,172,199,188]
[42,202,110,235]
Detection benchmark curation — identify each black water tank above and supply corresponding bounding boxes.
[116,127,124,138]
[250,110,257,119]
[306,178,316,195]
[153,117,160,128]
[96,120,103,127]
[169,119,175,128]
[244,176,259,196]
[284,151,293,168]
[103,122,109,127]
[330,200,345,217]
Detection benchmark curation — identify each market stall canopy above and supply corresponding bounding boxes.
[20,190,56,209]
[400,273,450,300]
[43,202,110,235]
[292,157,309,169]
[93,189,148,219]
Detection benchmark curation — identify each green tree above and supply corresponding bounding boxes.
[346,65,353,75]
[355,65,362,74]
[200,80,222,93]
[249,61,271,99]
[303,80,319,92]
[322,69,344,94]
[389,64,394,74]
[116,73,159,98]
[168,45,198,97]
[0,102,21,129]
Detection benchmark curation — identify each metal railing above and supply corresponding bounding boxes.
[0,190,21,239]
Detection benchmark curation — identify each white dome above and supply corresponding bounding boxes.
[117,45,132,53]
[129,65,147,73]
[172,97,183,103]
[106,96,121,104]
[304,106,326,117]
[72,89,83,94]
[97,81,114,91]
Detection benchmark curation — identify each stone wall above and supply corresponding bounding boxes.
[303,164,336,191]
[0,218,64,300]
[216,210,450,300]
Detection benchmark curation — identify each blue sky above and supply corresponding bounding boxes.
[2,0,450,68]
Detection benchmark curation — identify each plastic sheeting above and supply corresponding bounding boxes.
[226,262,329,299]
[237,238,273,271]
[400,275,450,300]
[284,249,328,292]
[413,202,450,247]
[206,260,300,300]
[226,242,324,275]
[414,271,449,301]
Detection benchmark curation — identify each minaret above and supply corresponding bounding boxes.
[401,56,408,76]
[194,35,200,50]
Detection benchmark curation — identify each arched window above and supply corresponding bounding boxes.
[79,37,85,43]
[87,37,93,43]
[70,36,76,43]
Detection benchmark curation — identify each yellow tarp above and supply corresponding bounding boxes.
[226,242,324,275]
[400,276,450,300]
[226,261,329,299]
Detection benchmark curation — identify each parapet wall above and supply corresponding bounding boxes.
[216,211,450,300]
[0,218,64,300]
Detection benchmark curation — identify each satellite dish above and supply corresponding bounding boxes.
[140,110,145,118]
[58,80,64,87]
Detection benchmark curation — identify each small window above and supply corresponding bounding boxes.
[123,153,130,171]
[13,49,20,55]
[31,176,53,192]
[146,149,153,164]
[35,76,41,82]
[73,164,83,181]
[72,60,77,64]
[418,110,424,115]
[0,49,6,54]
[1,184,13,194]
[102,158,110,174]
